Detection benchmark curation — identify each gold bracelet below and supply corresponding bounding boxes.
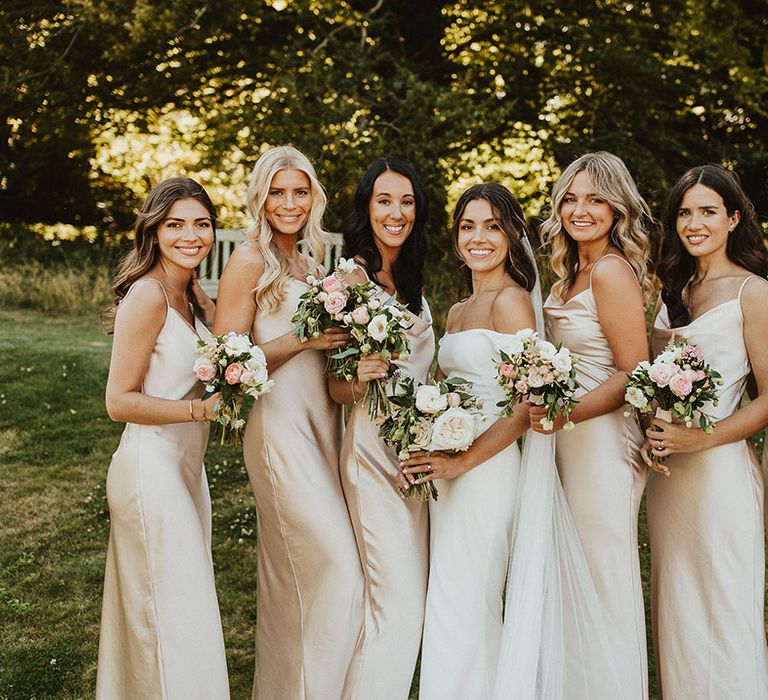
[201,399,208,422]
[189,400,198,422]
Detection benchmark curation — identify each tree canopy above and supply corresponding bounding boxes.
[2,0,767,234]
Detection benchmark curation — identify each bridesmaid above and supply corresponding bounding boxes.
[214,146,363,699]
[643,164,768,698]
[327,157,434,699]
[530,151,652,698]
[97,178,228,698]
[401,183,535,698]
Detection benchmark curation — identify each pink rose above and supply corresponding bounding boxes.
[515,379,528,394]
[350,305,371,325]
[682,369,699,382]
[648,362,676,387]
[321,276,342,293]
[193,357,216,382]
[499,363,516,378]
[323,291,347,315]
[695,369,707,381]
[224,362,244,385]
[669,373,693,398]
[446,392,461,407]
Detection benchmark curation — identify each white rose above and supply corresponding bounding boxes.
[249,345,266,363]
[410,418,433,450]
[242,360,268,385]
[624,386,649,410]
[429,407,477,452]
[551,349,572,375]
[367,314,389,342]
[415,385,448,414]
[526,366,546,388]
[223,332,252,356]
[537,340,557,361]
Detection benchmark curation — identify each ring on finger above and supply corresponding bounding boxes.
[425,463,432,473]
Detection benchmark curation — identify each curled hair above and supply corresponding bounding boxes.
[343,157,428,314]
[450,183,537,294]
[103,177,216,333]
[540,151,654,302]
[658,164,768,327]
[245,145,328,313]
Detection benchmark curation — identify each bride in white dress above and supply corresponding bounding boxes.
[400,183,536,699]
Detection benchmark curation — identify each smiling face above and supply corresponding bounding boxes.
[368,171,416,255]
[559,170,615,245]
[155,198,214,270]
[456,197,511,274]
[264,168,312,236]
[676,183,739,260]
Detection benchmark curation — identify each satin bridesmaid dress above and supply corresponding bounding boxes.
[419,329,520,700]
[243,278,364,700]
[648,277,768,699]
[96,279,229,699]
[339,289,435,700]
[544,254,648,699]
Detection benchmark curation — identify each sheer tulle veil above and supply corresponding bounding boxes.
[492,236,622,699]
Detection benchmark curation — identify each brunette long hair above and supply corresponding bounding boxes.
[658,164,768,327]
[343,157,428,314]
[450,183,537,294]
[103,177,216,333]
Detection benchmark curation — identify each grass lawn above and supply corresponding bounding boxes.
[13,305,768,699]
[0,308,257,698]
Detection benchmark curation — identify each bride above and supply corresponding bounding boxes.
[400,183,535,698]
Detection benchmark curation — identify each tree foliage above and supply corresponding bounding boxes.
[2,0,767,233]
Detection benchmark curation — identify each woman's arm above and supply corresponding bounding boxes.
[402,286,535,482]
[105,282,219,424]
[214,245,347,373]
[645,277,768,459]
[530,256,648,432]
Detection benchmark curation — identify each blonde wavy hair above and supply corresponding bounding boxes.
[540,151,654,302]
[246,145,328,313]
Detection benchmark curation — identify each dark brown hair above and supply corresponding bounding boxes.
[658,164,768,327]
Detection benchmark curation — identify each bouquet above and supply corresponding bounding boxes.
[378,373,485,501]
[194,332,274,445]
[624,335,722,434]
[495,328,580,431]
[292,257,412,419]
[292,257,359,344]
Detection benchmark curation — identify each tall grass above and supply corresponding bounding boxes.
[0,262,112,315]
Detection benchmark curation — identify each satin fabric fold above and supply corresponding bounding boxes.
[340,294,434,700]
[544,256,648,699]
[244,279,364,700]
[649,288,768,699]
[419,329,520,700]
[97,280,229,699]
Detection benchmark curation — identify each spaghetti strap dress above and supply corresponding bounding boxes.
[96,279,229,699]
[544,254,648,698]
[648,277,768,699]
[243,278,364,700]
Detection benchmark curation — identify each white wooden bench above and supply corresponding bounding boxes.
[198,229,345,298]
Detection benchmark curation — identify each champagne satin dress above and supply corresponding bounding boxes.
[419,329,521,700]
[243,278,364,700]
[544,255,648,699]
[96,279,229,699]
[648,278,768,699]
[339,292,434,700]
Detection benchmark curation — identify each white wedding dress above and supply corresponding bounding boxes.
[419,328,522,699]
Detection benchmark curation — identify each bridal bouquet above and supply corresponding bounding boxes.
[378,374,485,501]
[292,257,412,419]
[495,328,580,431]
[194,332,274,445]
[624,336,722,433]
[292,257,359,343]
